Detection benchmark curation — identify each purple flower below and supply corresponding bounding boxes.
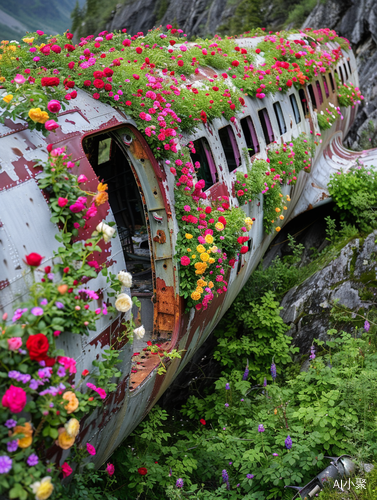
[12,308,28,322]
[228,462,232,465]
[246,474,254,479]
[271,363,277,380]
[0,456,12,474]
[47,273,54,281]
[19,374,31,384]
[225,403,229,407]
[31,307,43,316]
[27,454,39,466]
[263,377,267,387]
[57,366,66,377]
[8,370,21,380]
[258,424,265,433]
[29,379,39,390]
[40,298,48,306]
[55,301,64,309]
[285,435,292,449]
[364,320,370,332]
[242,362,249,381]
[176,478,184,488]
[222,469,229,483]
[4,420,17,429]
[169,467,172,477]
[309,345,316,360]
[38,368,52,379]
[225,383,230,390]
[7,441,18,453]
[272,453,279,457]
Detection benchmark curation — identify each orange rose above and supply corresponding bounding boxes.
[94,191,108,207]
[97,182,108,192]
[13,422,33,448]
[57,284,68,294]
[62,391,79,414]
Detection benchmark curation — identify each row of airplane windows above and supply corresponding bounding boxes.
[191,59,353,191]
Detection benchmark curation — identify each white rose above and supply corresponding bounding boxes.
[134,326,145,340]
[115,293,132,313]
[96,221,116,243]
[117,270,133,288]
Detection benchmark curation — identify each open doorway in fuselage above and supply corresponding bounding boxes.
[82,131,153,295]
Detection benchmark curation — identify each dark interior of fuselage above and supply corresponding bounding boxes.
[83,132,153,294]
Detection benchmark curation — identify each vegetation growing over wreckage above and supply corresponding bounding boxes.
[0,23,368,499]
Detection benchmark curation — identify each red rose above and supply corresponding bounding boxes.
[70,91,77,99]
[26,333,50,362]
[169,40,176,46]
[200,418,206,425]
[104,84,112,91]
[205,206,212,214]
[25,253,43,266]
[200,110,207,124]
[240,246,248,254]
[286,80,293,87]
[103,67,113,77]
[44,266,51,274]
[82,369,90,377]
[64,44,75,52]
[255,48,261,54]
[61,462,72,478]
[229,258,236,268]
[136,47,143,54]
[83,80,91,87]
[65,80,75,88]
[231,60,239,67]
[68,61,75,69]
[41,77,60,87]
[93,71,104,79]
[66,33,74,40]
[122,39,131,47]
[218,216,227,226]
[51,45,61,54]
[138,467,148,475]
[177,60,184,67]
[93,78,105,89]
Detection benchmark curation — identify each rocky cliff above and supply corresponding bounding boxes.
[303,0,377,148]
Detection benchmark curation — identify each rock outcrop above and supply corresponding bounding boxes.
[303,0,377,148]
[280,231,377,358]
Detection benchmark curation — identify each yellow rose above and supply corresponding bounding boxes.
[200,252,209,262]
[215,222,224,231]
[196,287,204,294]
[28,107,43,122]
[191,254,196,259]
[208,281,214,288]
[38,111,50,124]
[64,418,80,438]
[57,428,75,449]
[276,227,281,232]
[31,477,54,500]
[244,217,252,225]
[3,94,13,103]
[208,258,215,264]
[197,279,206,287]
[279,215,284,220]
[185,233,193,239]
[62,391,79,414]
[204,234,213,244]
[191,291,201,301]
[22,37,34,44]
[196,244,205,254]
[13,422,33,448]
[8,45,16,52]
[187,248,191,252]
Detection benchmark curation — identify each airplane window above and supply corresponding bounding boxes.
[191,137,218,190]
[273,101,287,134]
[322,75,330,98]
[307,84,317,109]
[328,72,335,93]
[298,89,309,115]
[218,125,241,172]
[316,80,323,106]
[289,94,301,124]
[240,116,260,156]
[98,138,112,164]
[258,108,274,144]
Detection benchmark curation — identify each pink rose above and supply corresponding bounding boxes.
[95,387,106,399]
[7,338,22,351]
[62,462,72,478]
[106,463,115,476]
[2,385,27,413]
[77,175,88,183]
[47,100,61,113]
[58,197,68,208]
[86,443,96,455]
[57,356,77,374]
[69,202,85,213]
[45,120,59,131]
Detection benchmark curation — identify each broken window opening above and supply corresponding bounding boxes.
[307,84,317,110]
[298,89,309,116]
[240,116,260,157]
[289,94,301,124]
[322,75,330,98]
[273,101,287,135]
[258,108,274,145]
[328,72,335,93]
[190,137,218,191]
[83,132,153,296]
[218,125,241,173]
[316,80,323,106]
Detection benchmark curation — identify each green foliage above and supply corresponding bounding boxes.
[358,120,377,151]
[111,331,377,499]
[328,161,377,231]
[214,291,296,379]
[324,216,337,244]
